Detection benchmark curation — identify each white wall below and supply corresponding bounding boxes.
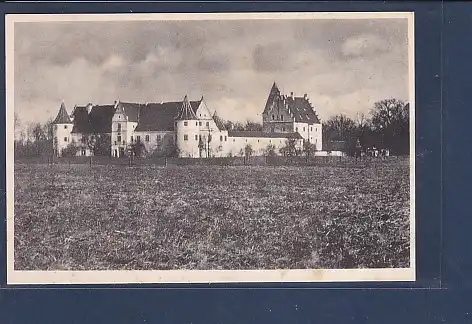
[53,123,73,156]
[222,136,303,157]
[134,131,175,154]
[176,119,200,157]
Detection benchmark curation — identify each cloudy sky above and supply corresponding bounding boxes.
[14,17,410,126]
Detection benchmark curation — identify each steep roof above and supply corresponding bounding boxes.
[175,95,198,120]
[71,106,90,133]
[285,96,321,124]
[228,131,302,139]
[134,99,201,132]
[263,82,282,115]
[88,105,116,133]
[117,102,141,122]
[52,102,72,124]
[71,104,116,134]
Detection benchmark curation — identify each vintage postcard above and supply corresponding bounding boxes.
[5,12,415,284]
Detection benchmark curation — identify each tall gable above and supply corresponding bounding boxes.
[263,82,282,115]
[116,102,141,122]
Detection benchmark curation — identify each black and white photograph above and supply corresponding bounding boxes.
[6,12,415,284]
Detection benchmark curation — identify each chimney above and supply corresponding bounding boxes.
[290,92,294,99]
[304,93,308,100]
[87,103,93,114]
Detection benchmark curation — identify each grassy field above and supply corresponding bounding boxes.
[13,158,410,270]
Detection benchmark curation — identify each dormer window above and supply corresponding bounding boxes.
[64,125,68,129]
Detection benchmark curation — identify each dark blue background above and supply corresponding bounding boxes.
[1,1,471,322]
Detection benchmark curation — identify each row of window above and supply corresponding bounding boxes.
[114,134,164,144]
[182,121,210,127]
[271,115,284,121]
[183,134,228,142]
[295,126,317,132]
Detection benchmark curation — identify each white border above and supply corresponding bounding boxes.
[5,12,415,285]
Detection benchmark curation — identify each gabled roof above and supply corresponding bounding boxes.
[228,131,302,139]
[52,102,72,124]
[134,99,201,132]
[175,95,198,120]
[285,97,321,124]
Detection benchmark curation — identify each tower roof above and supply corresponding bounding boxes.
[175,95,198,120]
[52,101,72,124]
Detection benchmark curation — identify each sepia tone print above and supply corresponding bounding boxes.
[6,12,415,284]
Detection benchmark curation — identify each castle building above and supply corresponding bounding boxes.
[52,83,322,158]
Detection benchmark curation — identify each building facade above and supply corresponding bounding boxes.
[52,83,322,158]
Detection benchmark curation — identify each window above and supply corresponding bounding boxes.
[117,123,122,131]
[156,135,161,141]
[145,135,150,142]
[64,137,68,142]
[315,128,317,132]
[82,149,86,156]
[114,141,117,145]
[224,136,227,141]
[199,135,202,140]
[282,127,286,131]
[281,115,284,121]
[117,135,121,142]
[200,114,202,117]
[137,136,141,142]
[184,134,188,141]
[303,127,306,132]
[233,139,235,142]
[296,127,298,132]
[272,115,275,120]
[310,127,313,132]
[64,125,68,129]
[196,122,198,126]
[184,121,188,126]
[258,140,260,143]
[206,122,209,127]
[131,136,134,142]
[199,122,202,126]
[195,135,198,141]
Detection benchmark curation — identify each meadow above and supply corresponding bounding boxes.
[13,158,410,270]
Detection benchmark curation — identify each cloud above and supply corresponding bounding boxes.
[341,34,391,57]
[13,19,409,127]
